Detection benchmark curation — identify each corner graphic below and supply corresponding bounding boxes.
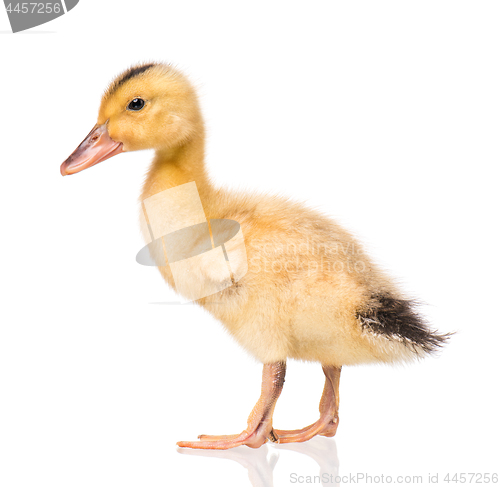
[3,1,79,33]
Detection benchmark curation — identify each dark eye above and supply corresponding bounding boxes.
[127,98,145,111]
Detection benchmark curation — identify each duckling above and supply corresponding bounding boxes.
[60,62,450,450]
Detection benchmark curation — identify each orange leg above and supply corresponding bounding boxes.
[273,365,341,443]
[177,362,286,450]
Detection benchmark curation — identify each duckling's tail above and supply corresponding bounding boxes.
[357,294,452,356]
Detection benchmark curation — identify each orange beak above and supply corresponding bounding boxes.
[60,124,123,176]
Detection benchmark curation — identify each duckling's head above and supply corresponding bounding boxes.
[61,63,202,175]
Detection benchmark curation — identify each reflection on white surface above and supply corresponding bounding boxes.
[275,437,340,486]
[178,444,278,487]
[177,437,339,487]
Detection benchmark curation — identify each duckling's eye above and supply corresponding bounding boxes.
[127,98,145,111]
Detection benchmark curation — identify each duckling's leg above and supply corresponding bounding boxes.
[177,361,286,450]
[273,365,341,443]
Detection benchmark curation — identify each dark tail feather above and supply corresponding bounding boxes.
[357,294,452,354]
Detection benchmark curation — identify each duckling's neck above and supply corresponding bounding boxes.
[141,130,213,203]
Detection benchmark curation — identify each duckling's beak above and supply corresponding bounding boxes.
[60,124,123,176]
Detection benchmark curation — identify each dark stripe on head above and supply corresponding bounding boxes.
[107,63,157,96]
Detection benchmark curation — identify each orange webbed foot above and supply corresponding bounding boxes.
[273,417,339,443]
[177,428,274,450]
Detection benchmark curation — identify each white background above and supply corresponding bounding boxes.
[1,1,499,486]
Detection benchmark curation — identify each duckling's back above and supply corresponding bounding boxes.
[199,190,450,366]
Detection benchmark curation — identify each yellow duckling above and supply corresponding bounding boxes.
[61,62,450,450]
